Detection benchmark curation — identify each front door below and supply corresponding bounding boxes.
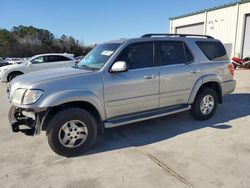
[104,42,159,119]
[28,56,48,72]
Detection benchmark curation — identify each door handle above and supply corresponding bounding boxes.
[190,69,200,74]
[144,74,156,79]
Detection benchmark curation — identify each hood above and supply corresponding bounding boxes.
[0,63,23,70]
[10,67,91,89]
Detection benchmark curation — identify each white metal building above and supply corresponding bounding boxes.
[169,0,250,58]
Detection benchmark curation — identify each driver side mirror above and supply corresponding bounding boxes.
[27,62,32,66]
[110,61,127,73]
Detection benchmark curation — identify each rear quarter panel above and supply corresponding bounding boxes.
[188,39,234,103]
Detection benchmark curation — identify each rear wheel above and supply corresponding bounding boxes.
[191,88,218,120]
[47,108,98,157]
[8,72,23,82]
[244,62,250,69]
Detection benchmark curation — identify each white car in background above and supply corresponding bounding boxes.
[0,53,76,82]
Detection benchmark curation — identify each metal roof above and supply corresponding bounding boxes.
[169,0,250,20]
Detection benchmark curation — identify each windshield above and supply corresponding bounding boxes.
[78,43,121,70]
[24,56,37,64]
[26,57,34,63]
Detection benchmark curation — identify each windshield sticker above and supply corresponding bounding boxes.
[101,50,114,56]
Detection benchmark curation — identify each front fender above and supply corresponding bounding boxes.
[2,68,25,82]
[188,74,222,104]
[0,69,14,82]
[37,90,106,120]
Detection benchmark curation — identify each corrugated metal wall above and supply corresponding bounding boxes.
[170,2,250,58]
[235,3,250,57]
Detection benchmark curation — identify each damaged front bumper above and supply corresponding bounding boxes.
[10,106,48,136]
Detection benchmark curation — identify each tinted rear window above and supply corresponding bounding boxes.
[59,56,72,61]
[196,41,228,61]
[46,55,72,63]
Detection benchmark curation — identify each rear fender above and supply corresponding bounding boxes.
[188,74,222,104]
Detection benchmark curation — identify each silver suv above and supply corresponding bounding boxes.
[7,34,236,156]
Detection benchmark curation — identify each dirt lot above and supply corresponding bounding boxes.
[0,70,250,188]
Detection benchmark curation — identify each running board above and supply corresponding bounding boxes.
[104,104,191,128]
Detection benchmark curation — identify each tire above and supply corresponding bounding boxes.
[8,72,22,82]
[244,62,250,69]
[47,107,98,157]
[191,88,218,120]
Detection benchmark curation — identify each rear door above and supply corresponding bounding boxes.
[104,42,159,119]
[158,41,201,108]
[58,55,75,67]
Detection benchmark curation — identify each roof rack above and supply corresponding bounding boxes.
[141,33,214,39]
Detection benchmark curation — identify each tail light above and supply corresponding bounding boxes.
[228,64,234,76]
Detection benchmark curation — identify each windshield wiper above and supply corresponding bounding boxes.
[78,64,98,71]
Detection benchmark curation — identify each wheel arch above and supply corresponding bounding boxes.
[189,74,223,104]
[7,71,24,82]
[197,82,222,103]
[41,101,104,134]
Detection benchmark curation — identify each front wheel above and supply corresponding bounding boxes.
[47,108,98,157]
[191,88,218,120]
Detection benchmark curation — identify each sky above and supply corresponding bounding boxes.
[1,0,237,45]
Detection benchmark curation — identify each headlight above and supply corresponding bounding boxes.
[22,90,44,105]
[12,89,26,104]
[0,68,8,72]
[12,89,44,105]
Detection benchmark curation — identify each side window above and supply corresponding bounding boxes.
[196,41,228,61]
[159,41,193,66]
[46,56,61,63]
[31,56,44,64]
[116,42,154,69]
